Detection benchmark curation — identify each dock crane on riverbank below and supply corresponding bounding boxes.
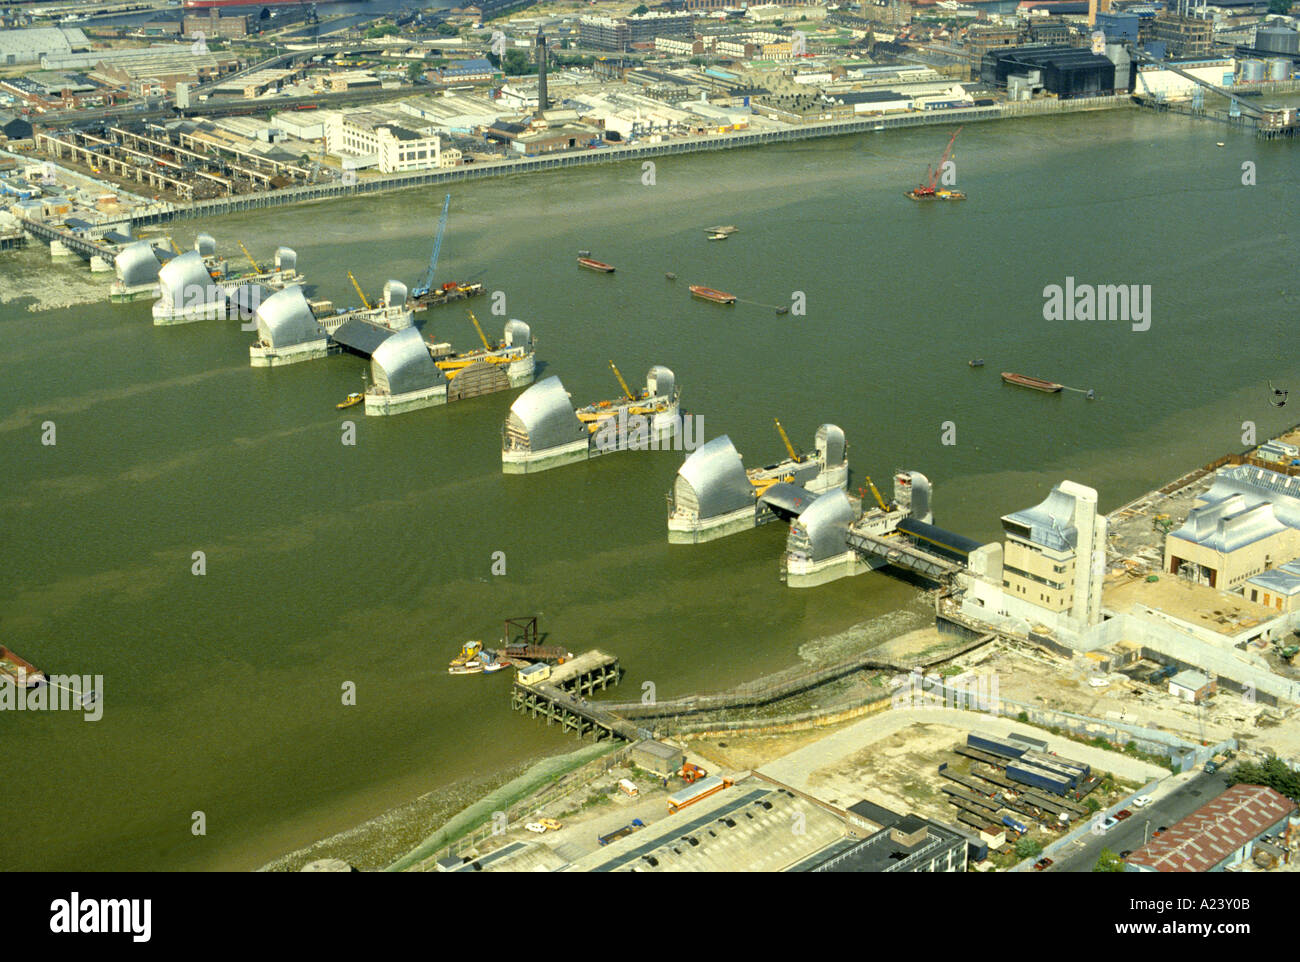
[412,193,451,300]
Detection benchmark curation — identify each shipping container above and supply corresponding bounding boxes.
[666,775,731,814]
[1006,762,1072,796]
[967,733,1026,759]
[1007,732,1049,752]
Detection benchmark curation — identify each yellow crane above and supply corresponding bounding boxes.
[861,475,890,513]
[467,310,493,352]
[348,271,371,310]
[774,418,802,463]
[609,359,637,401]
[237,240,261,274]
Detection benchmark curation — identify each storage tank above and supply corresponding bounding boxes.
[1255,25,1299,56]
[1240,59,1266,83]
[1268,58,1291,82]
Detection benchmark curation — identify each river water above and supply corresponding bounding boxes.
[1,106,1296,870]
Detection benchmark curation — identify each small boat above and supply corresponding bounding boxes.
[482,659,508,674]
[577,256,615,273]
[689,285,736,304]
[449,661,484,675]
[1216,142,1225,147]
[969,359,985,367]
[703,225,738,236]
[707,233,728,241]
[775,306,789,316]
[336,392,364,409]
[665,272,677,280]
[1001,372,1063,393]
[577,249,591,256]
[0,645,47,688]
[906,186,966,201]
[449,640,483,667]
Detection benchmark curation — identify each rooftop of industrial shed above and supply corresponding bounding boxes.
[1127,785,1296,872]
[562,782,846,873]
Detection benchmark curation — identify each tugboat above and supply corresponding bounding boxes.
[689,285,737,304]
[336,392,364,409]
[449,640,483,668]
[906,128,966,201]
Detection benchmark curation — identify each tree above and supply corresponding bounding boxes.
[407,62,425,83]
[631,3,649,12]
[1014,837,1043,859]
[1268,0,1291,12]
[1229,757,1300,802]
[436,22,459,36]
[502,48,531,76]
[1083,797,1102,814]
[1093,848,1125,872]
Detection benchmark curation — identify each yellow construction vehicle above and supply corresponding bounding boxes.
[237,240,261,274]
[774,418,803,463]
[348,271,370,310]
[861,475,890,512]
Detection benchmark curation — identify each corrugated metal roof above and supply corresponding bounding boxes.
[1127,785,1296,872]
[1002,484,1079,552]
[1245,567,1300,595]
[1169,497,1288,553]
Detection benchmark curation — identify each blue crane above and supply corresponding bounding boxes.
[413,193,451,298]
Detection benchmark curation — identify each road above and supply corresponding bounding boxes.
[1046,771,1235,872]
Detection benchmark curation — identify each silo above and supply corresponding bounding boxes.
[1268,58,1291,81]
[1240,59,1266,83]
[1255,25,1299,56]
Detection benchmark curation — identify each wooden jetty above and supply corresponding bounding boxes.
[510,649,637,741]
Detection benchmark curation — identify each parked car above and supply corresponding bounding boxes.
[1115,809,1133,820]
[1033,857,1054,871]
[524,822,547,834]
[1133,795,1152,808]
[1099,816,1118,832]
[1120,850,1133,859]
[538,818,562,831]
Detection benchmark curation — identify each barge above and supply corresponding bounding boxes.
[0,645,46,689]
[1001,372,1063,393]
[689,285,736,304]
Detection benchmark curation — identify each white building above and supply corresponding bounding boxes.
[1133,56,1235,100]
[324,108,453,173]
